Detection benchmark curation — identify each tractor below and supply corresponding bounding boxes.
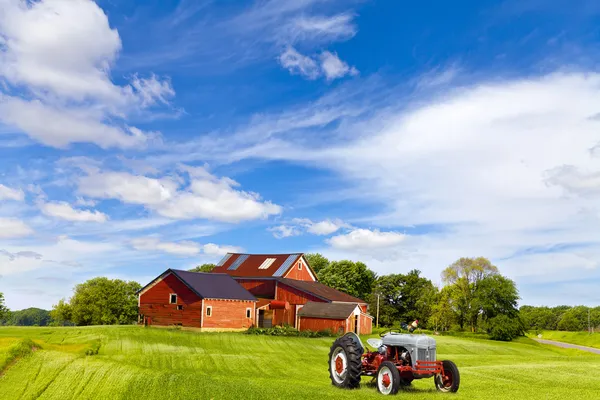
[328,330,460,395]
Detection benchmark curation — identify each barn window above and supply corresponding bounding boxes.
[169,294,177,304]
[206,306,212,317]
[177,305,183,311]
[298,262,302,270]
[246,308,252,318]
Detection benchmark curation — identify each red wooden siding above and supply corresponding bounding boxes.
[236,279,276,298]
[139,273,202,328]
[360,313,373,334]
[276,282,325,305]
[299,317,346,334]
[283,258,315,281]
[202,299,255,329]
[359,304,368,313]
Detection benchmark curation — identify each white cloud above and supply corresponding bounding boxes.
[287,13,357,44]
[202,243,243,256]
[78,167,281,223]
[328,229,406,250]
[306,219,347,235]
[278,47,358,81]
[75,197,97,207]
[319,51,358,81]
[0,217,33,238]
[544,165,600,196]
[41,201,108,223]
[269,224,302,239]
[0,183,24,201]
[131,237,200,256]
[130,237,241,257]
[278,47,320,79]
[0,0,174,148]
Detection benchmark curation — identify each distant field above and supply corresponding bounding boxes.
[536,331,600,349]
[1,326,599,399]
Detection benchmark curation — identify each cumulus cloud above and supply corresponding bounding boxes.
[327,229,406,250]
[269,224,302,239]
[130,237,200,256]
[544,165,600,196]
[269,218,348,238]
[319,51,359,81]
[0,183,24,201]
[278,47,357,81]
[278,47,320,79]
[130,237,242,257]
[0,217,33,238]
[78,166,281,223]
[0,0,174,148]
[41,201,108,223]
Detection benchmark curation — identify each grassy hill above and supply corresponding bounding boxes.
[536,331,600,349]
[0,326,599,399]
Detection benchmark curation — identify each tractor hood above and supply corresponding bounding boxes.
[382,333,436,349]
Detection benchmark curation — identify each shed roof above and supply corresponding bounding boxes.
[138,269,256,301]
[277,278,367,304]
[297,301,359,320]
[211,253,315,279]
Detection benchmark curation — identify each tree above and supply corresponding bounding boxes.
[369,270,437,328]
[430,286,455,332]
[487,314,522,341]
[304,253,330,275]
[189,264,216,273]
[50,299,72,326]
[442,257,499,331]
[476,275,520,322]
[7,308,51,326]
[52,277,141,326]
[318,260,376,301]
[0,292,8,321]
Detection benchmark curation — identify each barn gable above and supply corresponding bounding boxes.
[297,302,360,320]
[211,253,317,281]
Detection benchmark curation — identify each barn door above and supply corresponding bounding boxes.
[354,315,359,334]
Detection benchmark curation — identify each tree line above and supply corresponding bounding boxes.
[1,256,597,340]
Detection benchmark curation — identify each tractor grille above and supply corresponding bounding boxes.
[417,348,436,362]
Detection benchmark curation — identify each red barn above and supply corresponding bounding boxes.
[138,269,256,330]
[212,253,373,334]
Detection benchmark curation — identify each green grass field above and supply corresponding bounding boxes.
[0,326,599,399]
[536,331,600,349]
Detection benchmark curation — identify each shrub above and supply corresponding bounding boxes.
[245,326,335,338]
[0,339,38,371]
[487,315,521,341]
[84,340,101,356]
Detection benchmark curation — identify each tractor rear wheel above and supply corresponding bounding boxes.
[376,361,400,395]
[435,360,460,393]
[328,335,362,389]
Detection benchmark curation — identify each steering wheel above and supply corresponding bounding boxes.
[379,330,400,337]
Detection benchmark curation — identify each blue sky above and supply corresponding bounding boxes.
[2,0,600,310]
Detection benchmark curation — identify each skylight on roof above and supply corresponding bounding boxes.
[258,258,276,269]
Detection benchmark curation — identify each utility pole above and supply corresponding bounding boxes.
[589,308,592,335]
[376,293,380,328]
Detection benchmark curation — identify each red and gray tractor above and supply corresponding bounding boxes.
[328,331,460,395]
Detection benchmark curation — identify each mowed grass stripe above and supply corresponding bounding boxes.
[1,326,600,399]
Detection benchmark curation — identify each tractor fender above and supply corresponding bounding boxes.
[342,332,364,355]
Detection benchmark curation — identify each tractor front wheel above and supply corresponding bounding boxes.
[328,335,362,389]
[376,361,400,395]
[435,360,460,393]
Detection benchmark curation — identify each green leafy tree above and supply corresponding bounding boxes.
[369,270,437,328]
[189,263,216,273]
[442,257,499,331]
[487,314,522,341]
[50,299,73,326]
[318,260,376,301]
[52,278,141,326]
[476,275,520,323]
[304,253,330,275]
[0,292,8,321]
[8,308,51,326]
[430,286,455,332]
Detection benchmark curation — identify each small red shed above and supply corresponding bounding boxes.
[297,301,373,335]
[138,269,256,330]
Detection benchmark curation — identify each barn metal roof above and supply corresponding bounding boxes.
[297,302,360,320]
[277,278,367,304]
[212,253,312,278]
[138,269,257,301]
